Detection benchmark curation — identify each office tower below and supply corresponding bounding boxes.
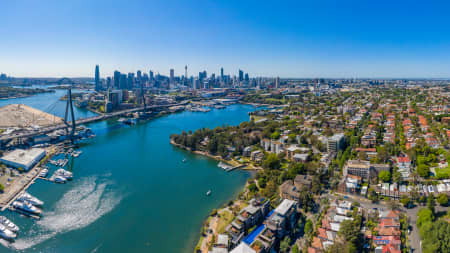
[137,70,142,82]
[94,65,100,91]
[106,77,112,89]
[114,71,121,89]
[119,74,127,90]
[220,67,224,79]
[149,70,154,81]
[238,69,244,81]
[244,73,249,82]
[169,69,174,83]
[275,76,280,88]
[127,73,134,90]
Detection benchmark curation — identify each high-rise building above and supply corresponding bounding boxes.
[127,73,135,90]
[275,76,280,88]
[137,70,142,82]
[149,70,154,81]
[114,71,121,89]
[94,65,100,91]
[238,69,244,81]
[169,69,174,83]
[106,77,112,89]
[244,73,249,82]
[119,74,127,90]
[220,67,224,79]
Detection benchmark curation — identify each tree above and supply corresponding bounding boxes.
[417,164,430,178]
[291,244,300,253]
[248,183,258,192]
[392,166,402,184]
[0,184,4,192]
[400,195,411,207]
[427,196,435,214]
[378,171,391,182]
[304,219,313,236]
[417,208,434,228]
[279,236,291,253]
[437,193,448,206]
[262,153,281,170]
[270,131,281,140]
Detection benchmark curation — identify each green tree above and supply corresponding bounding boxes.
[279,236,291,253]
[400,195,411,207]
[304,219,313,236]
[417,164,430,178]
[417,208,434,228]
[437,193,448,206]
[378,170,391,182]
[262,153,281,170]
[291,244,300,253]
[427,196,435,214]
[248,183,258,192]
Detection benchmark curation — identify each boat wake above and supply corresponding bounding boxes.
[8,176,122,250]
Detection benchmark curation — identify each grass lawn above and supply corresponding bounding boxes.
[216,210,235,234]
[435,166,450,179]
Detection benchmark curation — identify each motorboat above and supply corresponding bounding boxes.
[17,192,44,207]
[39,168,49,178]
[55,168,73,180]
[54,176,67,184]
[0,216,19,233]
[206,190,211,196]
[12,201,42,215]
[0,224,16,241]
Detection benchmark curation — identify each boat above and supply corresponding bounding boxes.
[17,192,44,207]
[206,190,211,196]
[0,224,16,241]
[39,168,49,178]
[0,216,19,233]
[12,201,42,215]
[54,176,67,184]
[182,158,187,163]
[55,168,73,180]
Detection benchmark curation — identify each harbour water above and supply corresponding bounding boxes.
[0,91,254,252]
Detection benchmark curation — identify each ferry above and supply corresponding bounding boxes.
[17,192,44,207]
[0,216,19,233]
[0,224,16,241]
[12,201,42,215]
[206,190,211,196]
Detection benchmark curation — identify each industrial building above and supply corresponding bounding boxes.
[0,148,46,171]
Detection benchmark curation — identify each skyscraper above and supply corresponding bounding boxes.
[220,67,224,79]
[114,71,121,89]
[275,76,280,88]
[94,65,100,91]
[119,74,127,90]
[238,69,244,82]
[149,70,154,81]
[244,73,249,82]
[169,69,174,84]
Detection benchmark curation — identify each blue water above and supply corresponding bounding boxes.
[0,91,256,252]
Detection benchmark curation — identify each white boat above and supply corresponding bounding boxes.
[182,158,187,163]
[17,192,44,207]
[206,190,211,196]
[12,201,42,215]
[0,216,19,233]
[54,176,67,184]
[0,224,16,241]
[55,168,73,180]
[39,168,49,178]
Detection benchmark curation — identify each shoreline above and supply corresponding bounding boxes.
[169,138,259,253]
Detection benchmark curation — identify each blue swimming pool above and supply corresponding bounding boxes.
[243,224,266,245]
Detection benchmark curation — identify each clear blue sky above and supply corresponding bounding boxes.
[1,0,450,78]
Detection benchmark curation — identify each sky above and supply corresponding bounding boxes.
[1,0,450,78]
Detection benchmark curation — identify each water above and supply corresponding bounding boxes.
[0,91,255,252]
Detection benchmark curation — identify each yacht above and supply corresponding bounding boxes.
[0,216,19,233]
[17,192,44,207]
[55,169,73,180]
[0,224,16,241]
[12,201,42,215]
[39,168,49,178]
[206,190,211,196]
[54,176,67,184]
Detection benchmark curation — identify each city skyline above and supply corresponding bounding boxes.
[2,0,450,78]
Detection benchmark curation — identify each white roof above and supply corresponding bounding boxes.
[217,234,229,246]
[0,148,46,169]
[274,199,296,216]
[330,222,341,232]
[230,243,256,253]
[333,215,353,223]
